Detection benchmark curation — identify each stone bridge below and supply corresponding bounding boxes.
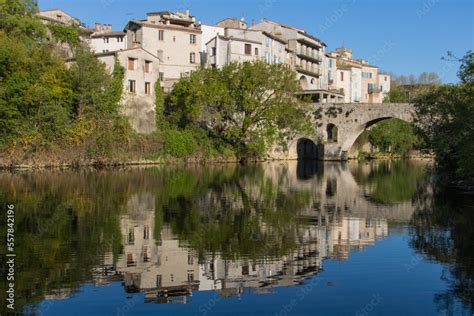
[273,103,414,161]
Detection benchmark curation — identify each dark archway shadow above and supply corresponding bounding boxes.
[296,138,323,180]
[297,138,319,160]
[297,160,323,180]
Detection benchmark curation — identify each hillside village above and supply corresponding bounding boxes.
[36,9,391,133]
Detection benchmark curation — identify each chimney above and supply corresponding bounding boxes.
[95,22,101,31]
[251,19,255,27]
[185,9,190,17]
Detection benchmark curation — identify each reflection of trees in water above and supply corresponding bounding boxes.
[351,160,430,204]
[155,165,314,260]
[0,161,435,313]
[410,188,474,313]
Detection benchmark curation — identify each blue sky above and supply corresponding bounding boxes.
[39,0,473,83]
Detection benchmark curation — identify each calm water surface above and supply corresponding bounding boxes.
[0,161,473,316]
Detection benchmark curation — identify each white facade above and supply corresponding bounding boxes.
[124,11,202,92]
[206,35,262,68]
[97,47,161,134]
[89,32,126,53]
[378,73,391,101]
[200,24,225,61]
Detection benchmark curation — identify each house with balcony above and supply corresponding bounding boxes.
[328,47,390,103]
[251,19,344,103]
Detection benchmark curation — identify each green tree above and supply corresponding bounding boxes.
[414,51,474,180]
[167,61,314,159]
[368,119,423,155]
[0,0,45,42]
[383,84,410,103]
[154,77,165,126]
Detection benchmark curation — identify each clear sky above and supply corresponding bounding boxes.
[39,0,473,83]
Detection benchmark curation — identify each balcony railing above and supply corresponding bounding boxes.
[368,86,383,94]
[297,51,322,63]
[295,65,321,77]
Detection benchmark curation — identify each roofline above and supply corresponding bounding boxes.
[207,35,262,45]
[261,31,287,44]
[93,46,161,61]
[91,32,126,38]
[216,17,246,24]
[261,18,302,31]
[126,20,202,33]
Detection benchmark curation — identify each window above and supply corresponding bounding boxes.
[265,37,270,47]
[385,76,388,81]
[187,273,194,282]
[145,82,151,95]
[128,228,135,244]
[244,44,252,55]
[211,47,216,56]
[104,37,109,44]
[327,124,338,143]
[156,275,162,288]
[128,80,136,93]
[278,43,283,52]
[128,58,135,70]
[329,59,333,67]
[340,72,344,81]
[190,34,196,44]
[158,30,164,41]
[144,226,150,240]
[144,60,152,73]
[127,254,136,267]
[143,247,150,262]
[188,253,194,265]
[190,52,196,64]
[159,72,164,82]
[255,47,259,56]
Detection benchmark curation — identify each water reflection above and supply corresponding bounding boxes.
[115,191,389,303]
[0,160,472,314]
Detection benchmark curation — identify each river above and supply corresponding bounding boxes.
[0,160,472,315]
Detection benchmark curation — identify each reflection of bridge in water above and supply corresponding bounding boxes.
[92,161,427,304]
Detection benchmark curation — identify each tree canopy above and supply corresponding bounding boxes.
[166,61,314,159]
[414,51,474,181]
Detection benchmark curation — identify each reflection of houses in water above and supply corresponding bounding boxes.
[116,193,199,304]
[106,192,388,304]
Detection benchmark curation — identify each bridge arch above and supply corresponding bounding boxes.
[287,137,321,160]
[341,116,412,156]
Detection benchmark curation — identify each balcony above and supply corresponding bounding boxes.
[297,52,322,64]
[368,86,383,94]
[295,65,321,77]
